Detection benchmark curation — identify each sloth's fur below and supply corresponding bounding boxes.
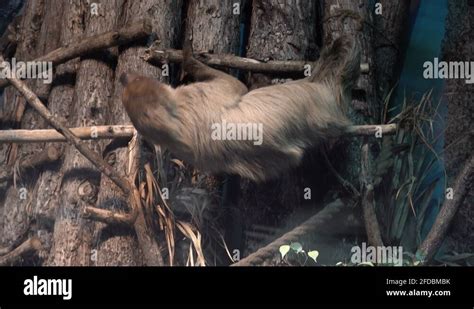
[121,36,360,182]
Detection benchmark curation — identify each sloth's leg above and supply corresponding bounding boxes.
[181,42,232,83]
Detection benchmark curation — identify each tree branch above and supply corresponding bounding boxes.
[0,124,397,143]
[0,19,152,89]
[417,154,474,264]
[360,138,384,247]
[344,123,397,136]
[0,125,135,143]
[142,47,370,75]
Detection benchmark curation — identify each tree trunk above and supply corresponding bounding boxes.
[93,0,182,266]
[373,0,411,102]
[240,0,320,256]
[1,0,52,250]
[442,0,474,254]
[47,0,124,266]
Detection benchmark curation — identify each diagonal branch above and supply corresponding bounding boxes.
[417,154,474,264]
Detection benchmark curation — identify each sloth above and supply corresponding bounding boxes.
[120,36,360,182]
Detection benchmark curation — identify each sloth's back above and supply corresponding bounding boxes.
[225,81,350,144]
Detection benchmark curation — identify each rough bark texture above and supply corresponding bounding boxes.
[1,0,48,249]
[373,0,411,105]
[185,0,241,54]
[31,1,86,264]
[47,0,123,266]
[442,0,474,254]
[246,0,318,88]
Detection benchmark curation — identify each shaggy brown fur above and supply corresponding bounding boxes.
[121,36,360,182]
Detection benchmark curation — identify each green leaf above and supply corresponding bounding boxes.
[307,250,319,263]
[290,242,303,253]
[279,245,290,259]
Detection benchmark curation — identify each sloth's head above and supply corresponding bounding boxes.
[120,72,179,119]
[120,72,184,148]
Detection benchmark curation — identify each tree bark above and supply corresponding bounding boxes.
[0,0,52,251]
[373,0,411,104]
[47,0,124,266]
[442,0,474,254]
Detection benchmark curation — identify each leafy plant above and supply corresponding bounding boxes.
[279,242,319,266]
[374,90,446,252]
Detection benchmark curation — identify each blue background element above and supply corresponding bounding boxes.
[392,0,448,243]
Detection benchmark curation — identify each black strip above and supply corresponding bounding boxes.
[0,266,471,306]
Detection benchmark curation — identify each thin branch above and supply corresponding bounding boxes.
[360,137,384,247]
[142,47,370,75]
[344,123,397,136]
[82,206,134,225]
[0,237,42,266]
[417,154,474,264]
[0,19,152,89]
[0,125,135,143]
[0,124,397,143]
